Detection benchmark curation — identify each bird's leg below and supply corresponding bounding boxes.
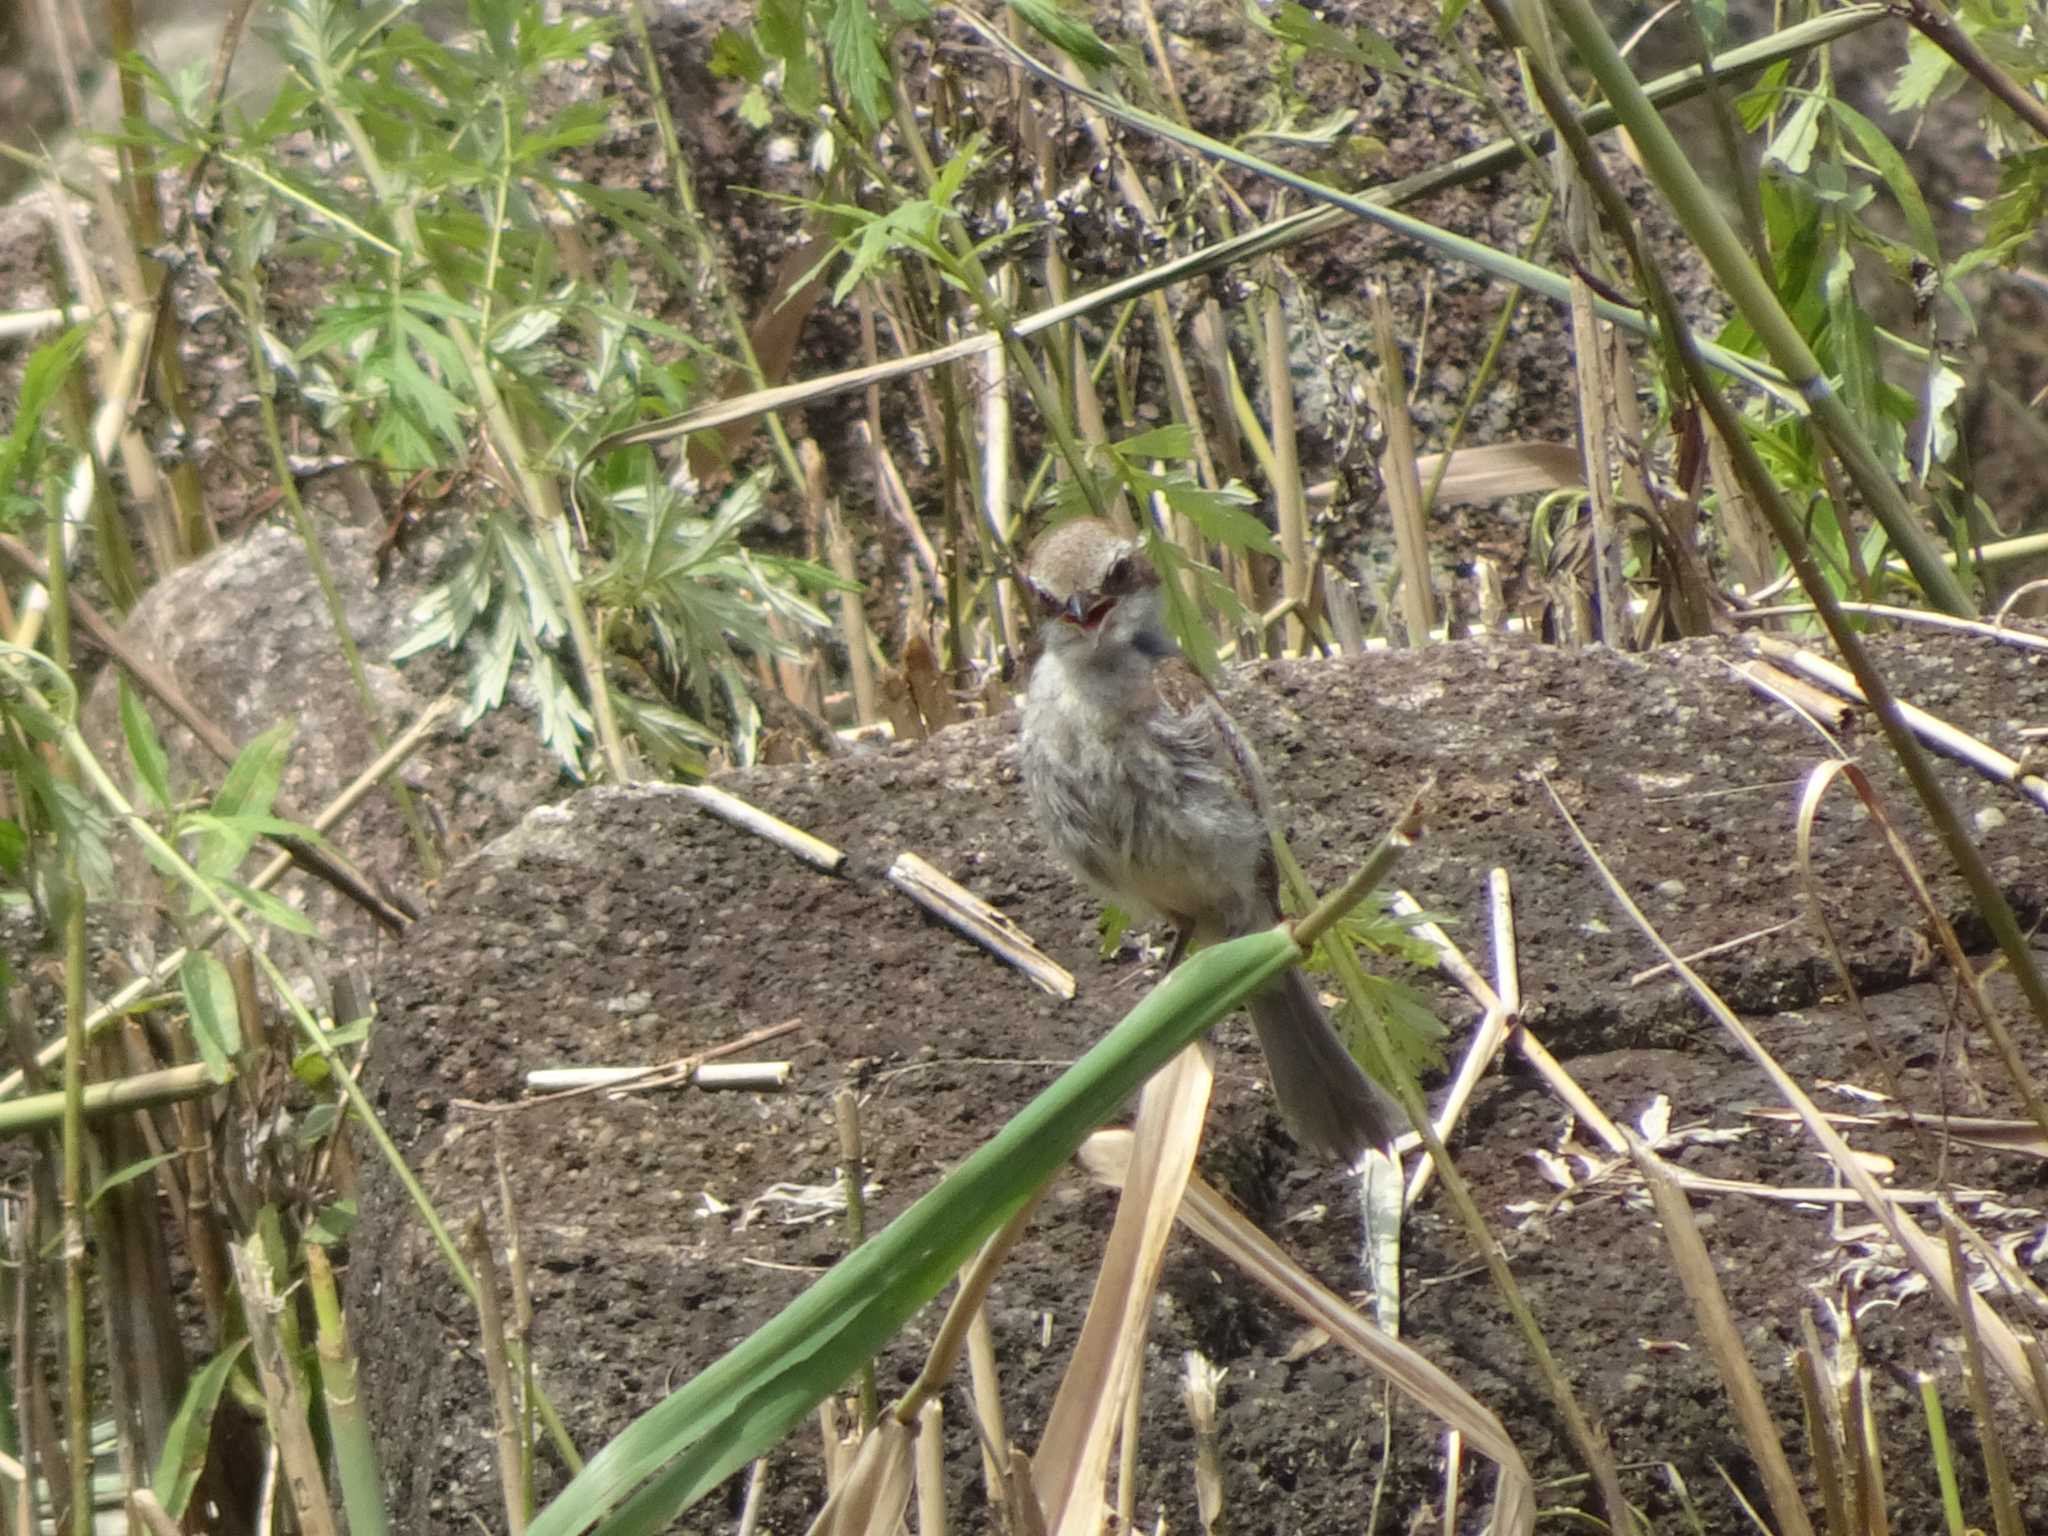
[1162,926,1190,972]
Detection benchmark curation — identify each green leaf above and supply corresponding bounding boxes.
[219,880,319,938]
[119,680,175,817]
[214,720,296,823]
[90,1150,184,1210]
[1261,2,1406,75]
[1005,0,1119,69]
[1160,480,1281,557]
[306,1198,357,1245]
[153,1340,250,1518]
[1828,100,1938,260]
[179,953,241,1081]
[822,0,891,126]
[1763,90,1824,174]
[709,27,765,81]
[1888,32,1955,114]
[0,324,90,501]
[0,821,26,883]
[1113,423,1194,460]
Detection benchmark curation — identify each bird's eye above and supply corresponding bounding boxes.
[1103,555,1136,594]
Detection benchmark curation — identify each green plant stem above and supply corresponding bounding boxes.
[0,1064,224,1137]
[1422,193,1554,515]
[620,0,809,498]
[306,1245,391,1536]
[42,494,91,1536]
[1291,786,1636,1533]
[1491,0,2048,1081]
[1540,0,1974,615]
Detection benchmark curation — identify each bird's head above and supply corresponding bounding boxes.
[1023,519,1156,651]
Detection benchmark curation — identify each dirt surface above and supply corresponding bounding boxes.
[354,628,2048,1534]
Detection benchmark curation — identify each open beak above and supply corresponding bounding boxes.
[1061,592,1114,632]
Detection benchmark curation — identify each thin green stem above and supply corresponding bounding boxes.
[42,496,89,1536]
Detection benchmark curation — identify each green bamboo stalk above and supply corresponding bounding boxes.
[0,1064,224,1138]
[42,487,90,1536]
[1540,0,1974,615]
[306,1245,390,1536]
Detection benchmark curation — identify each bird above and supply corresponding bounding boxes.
[1016,516,1403,1163]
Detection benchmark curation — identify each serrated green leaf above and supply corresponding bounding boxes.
[709,26,766,81]
[1162,481,1281,556]
[0,324,90,498]
[179,953,241,1080]
[1888,32,1955,114]
[823,0,892,126]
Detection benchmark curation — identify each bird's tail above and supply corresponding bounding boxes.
[1245,966,1405,1164]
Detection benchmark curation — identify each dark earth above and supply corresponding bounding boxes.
[355,629,2048,1534]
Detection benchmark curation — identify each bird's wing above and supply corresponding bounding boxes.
[1151,655,1280,827]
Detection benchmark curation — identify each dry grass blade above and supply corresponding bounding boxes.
[1411,442,1585,504]
[1760,637,2048,813]
[1370,289,1437,646]
[914,1399,946,1536]
[1404,869,1520,1210]
[1736,601,2048,655]
[1943,1224,2028,1536]
[1542,774,2048,1426]
[1569,275,1630,648]
[1794,1318,1852,1536]
[1731,658,1854,738]
[1626,1133,1815,1536]
[886,853,1077,1000]
[803,1415,915,1536]
[674,783,847,873]
[1773,1109,2048,1160]
[1182,1351,1226,1533]
[1080,1130,1536,1536]
[462,1214,528,1535]
[1033,1047,1212,1535]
